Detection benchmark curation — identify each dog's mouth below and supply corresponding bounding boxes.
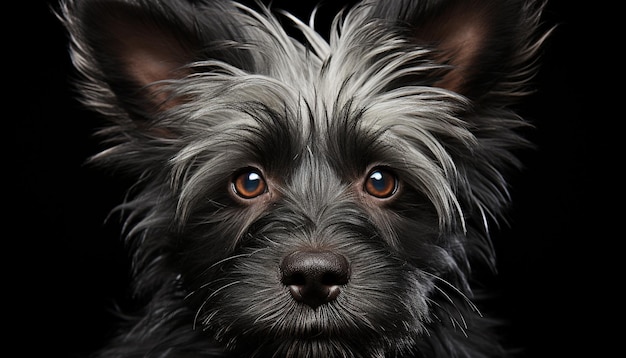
[211,300,394,356]
[275,307,348,339]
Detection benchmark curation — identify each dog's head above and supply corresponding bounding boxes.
[60,0,549,356]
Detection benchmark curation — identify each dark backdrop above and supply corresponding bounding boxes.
[17,0,604,356]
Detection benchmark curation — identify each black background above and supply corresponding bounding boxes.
[17,0,606,356]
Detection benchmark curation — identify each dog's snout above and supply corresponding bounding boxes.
[280,251,350,309]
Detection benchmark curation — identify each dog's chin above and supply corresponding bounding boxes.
[233,337,395,357]
[238,338,385,358]
[210,302,424,357]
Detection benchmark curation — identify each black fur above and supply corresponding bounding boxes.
[58,0,551,356]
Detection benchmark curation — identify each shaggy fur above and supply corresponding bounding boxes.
[58,0,551,356]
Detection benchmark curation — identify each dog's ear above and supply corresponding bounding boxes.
[61,0,249,121]
[367,0,547,100]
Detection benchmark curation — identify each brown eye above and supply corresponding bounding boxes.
[232,168,267,199]
[364,167,398,198]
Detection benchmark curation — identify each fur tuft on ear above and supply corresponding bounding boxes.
[83,1,198,108]
[59,0,251,119]
[366,0,551,101]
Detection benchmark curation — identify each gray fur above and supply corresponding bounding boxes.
[58,0,552,356]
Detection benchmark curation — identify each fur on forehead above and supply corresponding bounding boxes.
[60,0,548,231]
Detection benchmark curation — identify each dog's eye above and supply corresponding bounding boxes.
[364,167,398,198]
[232,168,267,199]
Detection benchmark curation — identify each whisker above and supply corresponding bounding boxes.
[423,271,481,315]
[192,280,241,329]
[425,296,468,336]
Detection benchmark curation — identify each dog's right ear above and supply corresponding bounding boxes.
[59,0,250,123]
[364,0,549,102]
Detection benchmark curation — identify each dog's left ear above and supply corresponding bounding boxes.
[367,0,548,100]
[61,0,252,121]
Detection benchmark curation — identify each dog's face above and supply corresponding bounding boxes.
[60,0,549,356]
[175,105,444,355]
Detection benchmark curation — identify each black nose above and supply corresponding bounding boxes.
[280,251,350,309]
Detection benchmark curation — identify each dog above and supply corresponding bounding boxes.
[59,0,551,356]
